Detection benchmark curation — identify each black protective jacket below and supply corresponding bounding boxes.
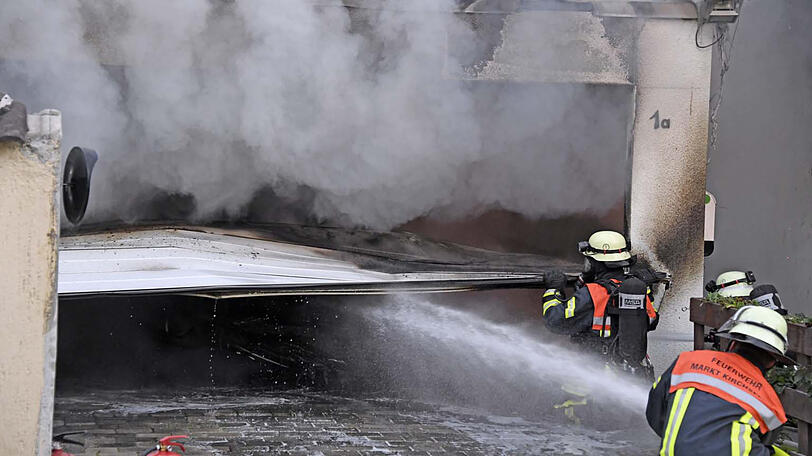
[646,360,781,456]
[541,269,659,340]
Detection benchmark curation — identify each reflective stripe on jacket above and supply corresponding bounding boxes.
[585,281,658,337]
[540,287,596,337]
[669,351,786,432]
[647,354,784,456]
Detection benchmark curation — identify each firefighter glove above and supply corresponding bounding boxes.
[545,270,567,292]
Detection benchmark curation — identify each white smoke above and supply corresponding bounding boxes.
[0,1,127,161]
[1,0,629,230]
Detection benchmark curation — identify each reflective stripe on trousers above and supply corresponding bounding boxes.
[660,387,695,456]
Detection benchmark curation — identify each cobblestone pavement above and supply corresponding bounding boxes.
[53,389,659,455]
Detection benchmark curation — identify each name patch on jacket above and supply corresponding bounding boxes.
[687,358,764,392]
[670,350,786,431]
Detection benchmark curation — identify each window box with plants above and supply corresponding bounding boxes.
[689,295,812,455]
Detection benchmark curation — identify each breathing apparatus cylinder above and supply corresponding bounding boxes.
[615,277,649,366]
[749,284,787,315]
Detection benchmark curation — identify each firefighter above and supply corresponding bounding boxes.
[542,230,659,365]
[542,230,660,424]
[705,270,757,297]
[646,306,795,456]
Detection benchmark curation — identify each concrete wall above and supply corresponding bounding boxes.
[629,20,713,368]
[705,0,812,314]
[461,11,714,368]
[0,110,61,455]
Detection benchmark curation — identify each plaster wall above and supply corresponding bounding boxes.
[476,10,629,83]
[629,20,713,369]
[0,110,61,456]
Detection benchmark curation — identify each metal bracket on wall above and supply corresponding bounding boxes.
[700,0,743,23]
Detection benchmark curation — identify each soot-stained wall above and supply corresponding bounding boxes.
[629,20,712,371]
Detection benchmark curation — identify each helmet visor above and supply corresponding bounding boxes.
[717,332,797,366]
[717,307,794,365]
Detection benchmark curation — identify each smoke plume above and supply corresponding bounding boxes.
[1,0,630,230]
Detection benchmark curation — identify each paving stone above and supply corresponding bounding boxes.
[54,389,658,455]
[84,448,117,455]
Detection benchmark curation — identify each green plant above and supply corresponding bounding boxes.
[785,313,812,327]
[704,294,812,327]
[705,292,756,309]
[768,365,812,395]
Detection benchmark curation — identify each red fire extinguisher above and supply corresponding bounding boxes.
[142,435,189,456]
[52,432,84,456]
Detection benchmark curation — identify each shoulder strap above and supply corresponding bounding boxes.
[594,278,621,295]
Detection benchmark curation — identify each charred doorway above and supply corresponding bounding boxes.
[57,295,339,391]
[55,289,543,392]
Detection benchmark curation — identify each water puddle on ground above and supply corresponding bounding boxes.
[54,294,662,454]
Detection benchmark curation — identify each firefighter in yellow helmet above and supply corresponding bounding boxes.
[705,270,757,297]
[646,305,795,456]
[542,231,660,372]
[542,231,663,424]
